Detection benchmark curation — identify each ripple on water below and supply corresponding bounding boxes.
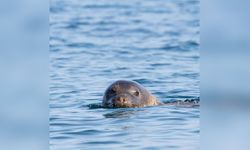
[50,0,200,149]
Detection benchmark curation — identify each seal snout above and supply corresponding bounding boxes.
[113,96,128,104]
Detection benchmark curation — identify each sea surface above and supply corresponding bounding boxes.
[50,0,200,149]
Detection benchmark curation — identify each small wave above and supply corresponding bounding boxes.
[87,103,104,109]
[163,97,200,107]
[160,41,199,51]
[133,78,153,84]
[150,63,171,67]
[83,141,122,145]
[66,42,96,48]
[65,129,103,136]
[103,109,145,118]
[83,4,131,9]
[172,72,199,79]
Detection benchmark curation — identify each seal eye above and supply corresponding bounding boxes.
[133,91,140,97]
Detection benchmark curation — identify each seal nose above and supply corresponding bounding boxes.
[113,96,127,103]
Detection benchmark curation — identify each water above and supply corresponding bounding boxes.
[50,0,200,149]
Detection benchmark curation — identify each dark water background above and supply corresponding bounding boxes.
[50,0,199,149]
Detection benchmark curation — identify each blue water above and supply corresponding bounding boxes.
[50,0,199,149]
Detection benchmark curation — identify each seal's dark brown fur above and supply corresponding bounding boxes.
[102,80,162,108]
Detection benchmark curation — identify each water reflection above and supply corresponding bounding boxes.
[103,108,146,118]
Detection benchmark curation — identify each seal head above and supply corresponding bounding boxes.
[102,80,160,108]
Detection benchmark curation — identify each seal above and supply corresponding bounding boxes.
[102,80,162,108]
